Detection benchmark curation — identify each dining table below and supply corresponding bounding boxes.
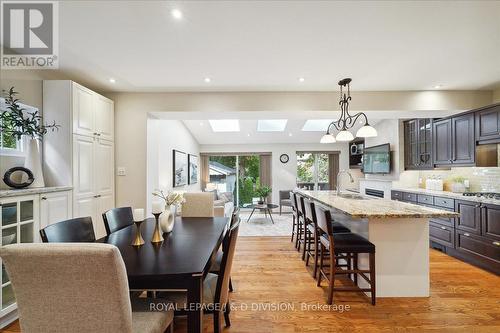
[98,216,229,333]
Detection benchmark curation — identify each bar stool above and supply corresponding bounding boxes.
[289,192,298,244]
[315,205,376,305]
[291,192,304,252]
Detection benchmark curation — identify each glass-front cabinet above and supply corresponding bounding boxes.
[0,195,39,321]
[404,118,433,170]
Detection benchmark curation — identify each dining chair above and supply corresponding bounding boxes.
[279,190,292,215]
[103,207,134,235]
[181,192,215,217]
[210,207,240,292]
[40,217,95,243]
[315,205,376,305]
[0,243,174,333]
[159,215,241,333]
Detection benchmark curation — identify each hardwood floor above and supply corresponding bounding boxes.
[2,236,499,332]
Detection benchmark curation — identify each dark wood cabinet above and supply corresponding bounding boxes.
[433,113,475,166]
[404,119,432,170]
[433,118,452,165]
[429,221,454,248]
[481,203,500,241]
[455,200,481,235]
[476,104,500,144]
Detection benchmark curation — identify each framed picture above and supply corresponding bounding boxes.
[173,150,188,187]
[188,154,198,184]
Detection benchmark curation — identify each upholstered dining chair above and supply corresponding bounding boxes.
[279,190,292,215]
[40,217,95,243]
[0,243,174,333]
[159,216,241,333]
[103,207,134,235]
[181,192,215,217]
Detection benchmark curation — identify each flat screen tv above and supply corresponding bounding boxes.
[363,143,391,174]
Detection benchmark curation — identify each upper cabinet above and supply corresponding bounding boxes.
[404,118,433,170]
[433,113,475,166]
[475,104,500,144]
[72,82,114,141]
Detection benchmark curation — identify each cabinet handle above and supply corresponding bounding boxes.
[493,242,500,246]
[464,233,470,237]
[475,204,480,208]
[440,226,446,230]
[41,197,47,200]
[98,133,101,136]
[93,132,98,136]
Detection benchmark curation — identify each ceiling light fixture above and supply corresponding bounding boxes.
[204,77,211,83]
[288,133,293,137]
[434,85,442,89]
[171,9,183,19]
[298,77,305,82]
[321,78,377,143]
[109,78,116,83]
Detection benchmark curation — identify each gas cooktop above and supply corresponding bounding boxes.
[462,192,500,200]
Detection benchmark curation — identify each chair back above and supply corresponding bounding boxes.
[289,192,297,212]
[40,217,95,243]
[279,190,291,200]
[314,205,334,237]
[182,192,215,217]
[215,214,241,307]
[303,197,316,224]
[297,194,307,222]
[102,207,134,235]
[0,243,133,332]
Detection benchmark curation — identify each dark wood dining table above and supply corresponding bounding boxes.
[98,216,229,333]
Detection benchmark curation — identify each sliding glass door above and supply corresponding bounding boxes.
[296,152,331,190]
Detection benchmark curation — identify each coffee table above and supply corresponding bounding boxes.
[246,203,279,224]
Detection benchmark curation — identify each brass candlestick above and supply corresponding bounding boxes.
[151,213,164,243]
[131,220,145,246]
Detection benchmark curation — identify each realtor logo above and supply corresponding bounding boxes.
[1,1,58,68]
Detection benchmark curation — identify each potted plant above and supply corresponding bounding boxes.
[1,88,59,187]
[255,186,272,205]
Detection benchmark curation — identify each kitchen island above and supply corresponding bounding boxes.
[296,190,458,297]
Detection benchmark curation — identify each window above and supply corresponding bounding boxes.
[296,152,330,190]
[0,98,24,155]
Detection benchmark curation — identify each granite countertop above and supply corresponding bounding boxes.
[296,190,458,219]
[0,186,72,198]
[391,187,500,205]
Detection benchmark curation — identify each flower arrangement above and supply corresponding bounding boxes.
[255,185,272,203]
[152,189,185,207]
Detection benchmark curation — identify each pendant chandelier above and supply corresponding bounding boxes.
[320,78,377,143]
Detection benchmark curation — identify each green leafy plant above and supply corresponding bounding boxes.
[452,176,465,184]
[255,185,272,200]
[1,87,59,140]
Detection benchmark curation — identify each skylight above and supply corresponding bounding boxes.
[302,119,336,132]
[208,119,240,132]
[257,119,288,132]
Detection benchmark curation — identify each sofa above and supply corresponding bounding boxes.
[212,191,235,217]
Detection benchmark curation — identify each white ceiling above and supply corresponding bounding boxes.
[151,110,457,144]
[30,0,500,92]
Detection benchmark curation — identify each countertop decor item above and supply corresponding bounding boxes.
[279,154,289,163]
[151,201,164,243]
[320,78,377,143]
[255,185,272,204]
[1,87,60,188]
[131,208,145,246]
[152,190,185,233]
[2,166,34,189]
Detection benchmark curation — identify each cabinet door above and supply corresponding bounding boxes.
[94,139,114,196]
[40,191,72,229]
[481,203,500,241]
[404,120,418,169]
[452,113,475,165]
[73,195,95,222]
[72,83,95,137]
[417,118,433,168]
[433,119,452,165]
[455,200,481,235]
[95,95,114,141]
[476,105,500,143]
[73,135,95,198]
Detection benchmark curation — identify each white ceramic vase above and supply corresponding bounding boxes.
[160,205,175,233]
[24,138,45,188]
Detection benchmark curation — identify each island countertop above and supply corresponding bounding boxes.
[296,190,458,219]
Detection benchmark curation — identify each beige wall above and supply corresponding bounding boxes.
[493,89,500,103]
[107,90,493,208]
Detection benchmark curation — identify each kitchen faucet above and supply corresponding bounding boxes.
[336,170,354,195]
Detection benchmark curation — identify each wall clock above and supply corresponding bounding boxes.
[279,154,289,164]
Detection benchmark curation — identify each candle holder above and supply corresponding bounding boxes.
[131,220,145,246]
[151,213,164,243]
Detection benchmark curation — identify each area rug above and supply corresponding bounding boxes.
[238,210,293,237]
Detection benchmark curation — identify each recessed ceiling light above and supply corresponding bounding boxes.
[247,133,251,137]
[199,122,204,126]
[257,119,288,132]
[204,77,211,83]
[302,119,336,132]
[298,77,305,82]
[171,9,183,19]
[288,133,293,137]
[434,85,442,89]
[208,119,240,132]
[109,78,116,83]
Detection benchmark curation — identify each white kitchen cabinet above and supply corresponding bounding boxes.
[39,191,72,229]
[72,83,95,137]
[95,94,114,141]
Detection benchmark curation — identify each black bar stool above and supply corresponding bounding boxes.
[315,205,376,305]
[291,193,304,252]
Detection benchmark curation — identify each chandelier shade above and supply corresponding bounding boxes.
[320,133,336,143]
[336,130,355,142]
[356,125,378,138]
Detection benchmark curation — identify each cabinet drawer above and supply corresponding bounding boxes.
[433,196,454,209]
[429,222,454,247]
[401,192,417,203]
[391,191,402,201]
[456,230,500,263]
[417,194,433,205]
